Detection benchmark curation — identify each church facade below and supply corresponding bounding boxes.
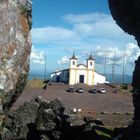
[51,54,106,86]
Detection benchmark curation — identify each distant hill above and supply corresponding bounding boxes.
[106,73,132,84]
[28,71,51,80]
[29,71,132,84]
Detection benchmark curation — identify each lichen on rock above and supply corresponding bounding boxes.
[0,0,32,112]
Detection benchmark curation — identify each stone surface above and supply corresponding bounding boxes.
[0,97,98,140]
[65,114,85,127]
[2,99,39,139]
[108,0,140,45]
[108,0,140,139]
[0,0,32,112]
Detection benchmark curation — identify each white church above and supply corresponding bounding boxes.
[50,53,106,86]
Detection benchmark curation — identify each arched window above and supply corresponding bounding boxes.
[73,61,75,65]
[90,62,92,66]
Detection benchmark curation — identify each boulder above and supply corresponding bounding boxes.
[36,109,56,131]
[109,0,140,139]
[2,99,39,139]
[65,114,85,127]
[1,97,98,140]
[0,0,32,112]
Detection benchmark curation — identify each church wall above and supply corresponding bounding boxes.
[76,70,87,84]
[69,69,76,85]
[87,70,94,86]
[50,71,61,82]
[51,69,106,85]
[51,70,69,83]
[94,72,106,85]
[62,70,69,83]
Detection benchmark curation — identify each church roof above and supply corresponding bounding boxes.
[94,71,105,77]
[88,54,95,60]
[70,52,78,60]
[51,69,69,74]
[77,64,86,67]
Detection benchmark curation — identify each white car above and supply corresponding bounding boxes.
[76,88,84,93]
[98,88,106,94]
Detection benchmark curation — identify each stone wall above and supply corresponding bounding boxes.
[0,0,32,112]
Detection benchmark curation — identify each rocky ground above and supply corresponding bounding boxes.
[2,97,99,140]
[1,94,132,140]
[12,81,134,128]
[0,81,134,139]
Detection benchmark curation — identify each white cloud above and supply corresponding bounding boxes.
[31,12,138,74]
[88,43,140,66]
[32,27,79,44]
[72,14,132,40]
[125,43,140,66]
[57,54,81,65]
[57,56,70,64]
[30,45,45,65]
[32,12,135,46]
[56,42,140,68]
[63,13,110,24]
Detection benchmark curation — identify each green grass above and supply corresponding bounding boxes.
[96,130,112,138]
[95,126,114,139]
[27,79,44,88]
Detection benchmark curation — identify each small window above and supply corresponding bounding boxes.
[73,61,75,65]
[90,62,92,66]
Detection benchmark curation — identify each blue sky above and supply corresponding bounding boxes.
[33,0,110,27]
[31,0,139,76]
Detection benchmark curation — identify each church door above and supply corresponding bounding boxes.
[79,75,84,83]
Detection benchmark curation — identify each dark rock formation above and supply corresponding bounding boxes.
[0,0,32,112]
[108,0,140,46]
[1,97,98,140]
[2,100,39,139]
[108,0,140,139]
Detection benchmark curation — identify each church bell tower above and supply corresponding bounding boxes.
[87,54,95,85]
[69,53,78,85]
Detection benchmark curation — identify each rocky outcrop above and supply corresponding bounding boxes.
[1,97,98,140]
[108,0,140,46]
[0,0,32,112]
[108,0,140,139]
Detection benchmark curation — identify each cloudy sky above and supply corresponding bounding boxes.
[31,0,139,76]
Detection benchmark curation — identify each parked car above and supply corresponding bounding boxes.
[121,83,128,90]
[98,88,106,94]
[89,88,97,94]
[67,87,75,93]
[76,88,84,93]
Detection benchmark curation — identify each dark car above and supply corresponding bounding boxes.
[67,87,75,93]
[76,88,84,93]
[89,88,97,94]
